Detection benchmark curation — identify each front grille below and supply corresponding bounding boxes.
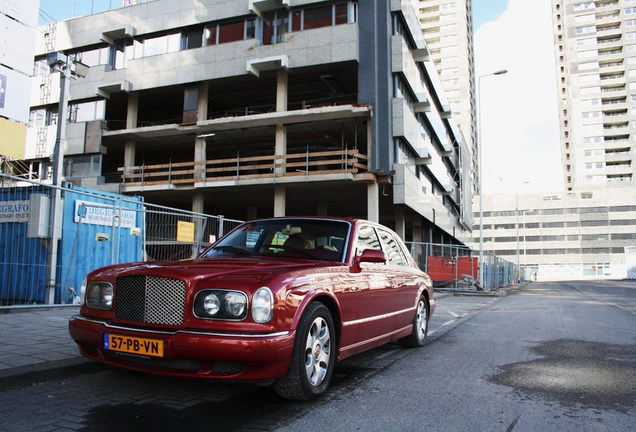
[213,361,245,375]
[105,351,204,372]
[115,276,186,326]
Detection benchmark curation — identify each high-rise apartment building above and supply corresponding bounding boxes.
[552,0,636,192]
[22,0,474,247]
[411,0,477,193]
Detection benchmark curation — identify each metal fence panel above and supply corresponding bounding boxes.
[0,174,243,307]
[407,241,518,292]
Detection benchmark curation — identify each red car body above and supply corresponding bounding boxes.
[69,217,434,399]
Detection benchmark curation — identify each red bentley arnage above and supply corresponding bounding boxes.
[69,217,434,400]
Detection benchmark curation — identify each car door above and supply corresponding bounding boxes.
[351,224,398,342]
[376,228,421,330]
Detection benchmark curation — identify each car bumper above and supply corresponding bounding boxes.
[68,315,296,381]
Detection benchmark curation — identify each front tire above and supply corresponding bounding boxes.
[274,302,335,400]
[399,296,429,348]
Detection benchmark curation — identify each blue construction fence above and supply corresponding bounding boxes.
[0,174,243,306]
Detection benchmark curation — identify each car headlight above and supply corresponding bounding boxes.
[252,287,274,323]
[203,293,221,315]
[194,290,248,320]
[85,281,113,310]
[79,277,88,305]
[225,292,247,317]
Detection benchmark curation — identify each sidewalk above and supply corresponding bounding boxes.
[0,305,98,389]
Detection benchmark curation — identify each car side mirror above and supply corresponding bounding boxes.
[355,249,387,265]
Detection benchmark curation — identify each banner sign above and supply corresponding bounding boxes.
[74,200,136,229]
[0,200,29,223]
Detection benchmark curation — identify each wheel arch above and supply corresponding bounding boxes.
[291,292,342,352]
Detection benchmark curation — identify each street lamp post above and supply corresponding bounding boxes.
[477,69,507,291]
[44,52,88,304]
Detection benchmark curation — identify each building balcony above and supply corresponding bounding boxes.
[605,151,632,163]
[605,164,632,176]
[119,149,368,192]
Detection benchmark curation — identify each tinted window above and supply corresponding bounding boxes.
[356,225,382,256]
[378,229,406,266]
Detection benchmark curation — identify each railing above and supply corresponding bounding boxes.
[120,149,368,188]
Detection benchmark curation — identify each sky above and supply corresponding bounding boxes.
[37,0,563,195]
[473,0,563,194]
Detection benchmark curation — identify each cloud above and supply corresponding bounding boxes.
[474,0,564,194]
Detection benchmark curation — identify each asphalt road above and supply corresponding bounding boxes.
[0,280,634,431]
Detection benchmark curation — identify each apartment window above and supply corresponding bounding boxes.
[75,46,109,67]
[582,111,601,118]
[575,25,595,35]
[263,10,289,44]
[64,155,102,178]
[69,100,105,123]
[625,7,636,15]
[585,162,604,169]
[583,136,603,144]
[29,109,49,127]
[303,5,333,29]
[573,2,595,11]
[139,33,180,58]
[205,18,255,46]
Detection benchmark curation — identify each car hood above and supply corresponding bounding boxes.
[90,256,341,284]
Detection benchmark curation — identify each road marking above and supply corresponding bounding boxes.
[429,319,456,335]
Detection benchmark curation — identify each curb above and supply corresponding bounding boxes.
[0,357,101,391]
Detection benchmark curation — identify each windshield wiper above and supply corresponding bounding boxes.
[211,245,251,255]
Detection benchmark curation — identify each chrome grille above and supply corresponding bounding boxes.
[115,276,186,326]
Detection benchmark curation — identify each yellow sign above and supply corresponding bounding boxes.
[177,220,195,242]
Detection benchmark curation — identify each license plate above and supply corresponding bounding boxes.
[103,333,164,357]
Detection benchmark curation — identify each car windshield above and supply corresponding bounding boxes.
[202,219,350,262]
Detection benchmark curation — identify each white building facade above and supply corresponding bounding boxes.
[475,188,636,280]
[552,0,636,192]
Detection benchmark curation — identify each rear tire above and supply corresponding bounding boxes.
[274,302,335,400]
[399,296,429,348]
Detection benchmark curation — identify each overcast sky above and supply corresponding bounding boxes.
[474,0,563,194]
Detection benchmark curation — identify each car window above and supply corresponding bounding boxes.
[357,225,382,256]
[205,219,348,262]
[377,229,407,266]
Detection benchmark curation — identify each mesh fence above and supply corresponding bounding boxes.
[0,173,242,307]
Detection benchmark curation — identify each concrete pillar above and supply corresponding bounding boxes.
[367,183,379,222]
[127,92,139,128]
[276,69,288,112]
[413,216,423,243]
[123,93,139,176]
[275,70,288,176]
[274,186,286,217]
[194,137,206,182]
[192,192,205,256]
[124,141,136,177]
[412,216,424,267]
[395,206,405,240]
[198,81,209,121]
[275,125,286,175]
